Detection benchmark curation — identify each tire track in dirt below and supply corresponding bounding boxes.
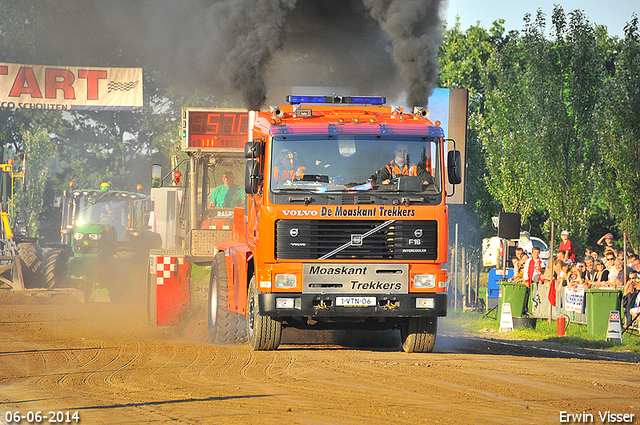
[176,346,204,384]
[264,351,278,378]
[83,342,126,389]
[103,341,143,387]
[283,351,297,377]
[215,346,239,379]
[53,349,78,388]
[35,351,52,384]
[34,349,71,391]
[147,344,178,387]
[197,345,221,383]
[238,348,256,379]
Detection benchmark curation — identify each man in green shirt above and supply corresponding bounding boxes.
[210,171,244,208]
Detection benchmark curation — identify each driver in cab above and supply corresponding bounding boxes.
[273,148,305,182]
[379,143,430,185]
[100,203,117,225]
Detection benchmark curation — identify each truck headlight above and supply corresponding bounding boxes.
[414,274,436,288]
[88,233,102,240]
[276,298,295,309]
[416,298,435,309]
[73,232,85,240]
[274,274,297,289]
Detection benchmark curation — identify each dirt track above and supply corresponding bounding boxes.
[0,290,639,425]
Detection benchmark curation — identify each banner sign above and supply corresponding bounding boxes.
[564,285,585,313]
[0,62,143,111]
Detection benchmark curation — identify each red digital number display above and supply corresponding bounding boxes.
[188,111,248,149]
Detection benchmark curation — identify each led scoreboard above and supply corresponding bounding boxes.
[181,107,249,152]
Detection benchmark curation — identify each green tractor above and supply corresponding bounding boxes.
[56,183,161,301]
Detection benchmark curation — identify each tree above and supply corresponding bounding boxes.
[13,127,54,237]
[598,13,640,251]
[439,18,507,246]
[481,7,605,249]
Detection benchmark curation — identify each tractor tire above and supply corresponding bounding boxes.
[17,242,45,288]
[400,317,437,353]
[247,277,282,351]
[208,252,248,344]
[43,248,70,289]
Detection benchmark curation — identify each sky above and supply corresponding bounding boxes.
[444,0,638,37]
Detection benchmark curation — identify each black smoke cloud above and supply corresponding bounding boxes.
[73,0,444,108]
[362,0,444,108]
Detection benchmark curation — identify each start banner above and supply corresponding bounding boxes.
[0,62,143,111]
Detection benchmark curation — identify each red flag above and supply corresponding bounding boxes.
[548,279,556,306]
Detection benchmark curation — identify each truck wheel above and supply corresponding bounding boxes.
[17,242,44,288]
[43,248,69,289]
[208,252,248,344]
[247,278,282,351]
[400,317,437,353]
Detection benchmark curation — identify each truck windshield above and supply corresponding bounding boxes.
[270,136,442,195]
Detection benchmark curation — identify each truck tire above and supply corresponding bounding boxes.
[43,248,69,289]
[247,277,282,351]
[17,242,44,288]
[208,252,248,344]
[400,317,437,353]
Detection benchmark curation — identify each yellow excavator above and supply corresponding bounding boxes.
[0,159,44,290]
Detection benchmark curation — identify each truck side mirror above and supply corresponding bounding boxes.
[245,160,261,194]
[244,139,262,158]
[447,150,462,185]
[244,139,263,194]
[151,164,162,188]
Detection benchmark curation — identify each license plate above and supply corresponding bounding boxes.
[336,296,376,307]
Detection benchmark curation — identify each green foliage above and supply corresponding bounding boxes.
[13,127,54,237]
[597,14,640,252]
[439,18,506,247]
[476,6,629,251]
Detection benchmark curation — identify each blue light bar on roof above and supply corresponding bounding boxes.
[286,95,386,105]
[349,96,386,104]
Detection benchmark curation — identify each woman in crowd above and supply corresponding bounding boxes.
[568,264,585,289]
[590,259,609,286]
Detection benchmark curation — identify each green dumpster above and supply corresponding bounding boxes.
[498,281,528,321]
[586,289,622,338]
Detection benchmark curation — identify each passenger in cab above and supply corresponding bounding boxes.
[273,148,305,182]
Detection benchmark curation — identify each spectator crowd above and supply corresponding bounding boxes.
[507,231,640,329]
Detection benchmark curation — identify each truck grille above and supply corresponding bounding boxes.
[275,220,437,260]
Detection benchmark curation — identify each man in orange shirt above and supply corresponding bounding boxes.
[379,143,430,185]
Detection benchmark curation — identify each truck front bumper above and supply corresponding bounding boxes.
[258,292,447,318]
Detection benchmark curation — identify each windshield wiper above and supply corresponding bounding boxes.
[392,194,439,204]
[324,189,387,201]
[273,188,334,203]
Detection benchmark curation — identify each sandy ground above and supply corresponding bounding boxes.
[0,289,639,425]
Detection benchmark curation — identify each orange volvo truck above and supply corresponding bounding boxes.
[220,95,462,353]
[150,94,465,353]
